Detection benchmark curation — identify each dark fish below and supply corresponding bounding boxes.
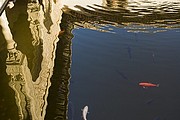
[145,99,153,105]
[152,52,155,64]
[115,70,128,80]
[153,116,161,120]
[127,45,132,59]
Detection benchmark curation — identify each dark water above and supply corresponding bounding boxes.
[69,27,180,120]
[0,0,180,120]
[64,1,180,120]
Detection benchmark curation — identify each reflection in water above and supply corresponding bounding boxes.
[61,1,180,120]
[0,0,180,120]
[45,13,73,120]
[0,49,19,120]
[62,0,180,33]
[1,0,63,120]
[6,51,35,120]
[105,0,127,8]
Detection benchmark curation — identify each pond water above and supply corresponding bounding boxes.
[69,27,180,120]
[0,0,180,120]
[63,0,180,120]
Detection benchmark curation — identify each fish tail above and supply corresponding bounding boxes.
[156,84,160,87]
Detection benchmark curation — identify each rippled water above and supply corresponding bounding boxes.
[0,0,180,120]
[69,27,180,120]
[63,1,180,120]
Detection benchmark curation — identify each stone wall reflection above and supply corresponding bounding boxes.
[0,49,19,120]
[62,0,180,32]
[3,0,63,120]
[45,13,73,120]
[6,51,35,120]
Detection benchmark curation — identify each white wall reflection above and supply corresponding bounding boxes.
[62,0,180,10]
[62,0,103,10]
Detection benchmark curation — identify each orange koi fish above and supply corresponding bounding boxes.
[139,82,159,88]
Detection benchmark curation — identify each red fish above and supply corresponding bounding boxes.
[139,82,159,88]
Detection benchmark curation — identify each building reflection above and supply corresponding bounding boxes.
[0,49,19,119]
[0,0,70,120]
[45,13,73,120]
[0,0,180,120]
[62,0,180,32]
[105,0,127,8]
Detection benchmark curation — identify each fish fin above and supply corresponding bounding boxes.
[156,84,160,87]
[143,86,148,89]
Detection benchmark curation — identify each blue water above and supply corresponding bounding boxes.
[68,27,180,120]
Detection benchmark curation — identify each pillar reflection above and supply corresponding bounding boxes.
[3,0,63,120]
[45,13,73,120]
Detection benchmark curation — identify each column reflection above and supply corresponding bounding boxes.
[2,0,63,120]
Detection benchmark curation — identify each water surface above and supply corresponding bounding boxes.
[0,0,180,120]
[64,0,180,120]
[69,27,180,120]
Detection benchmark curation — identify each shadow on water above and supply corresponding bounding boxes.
[45,13,73,120]
[0,0,180,120]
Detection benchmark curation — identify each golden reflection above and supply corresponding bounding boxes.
[0,0,17,52]
[45,13,73,120]
[1,0,180,120]
[27,0,63,119]
[3,0,63,120]
[6,51,36,120]
[105,0,128,8]
[62,0,180,33]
